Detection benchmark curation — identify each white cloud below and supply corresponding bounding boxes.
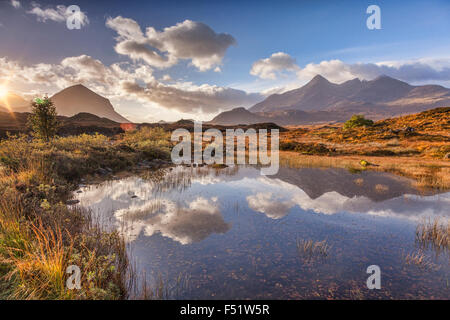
[250,52,299,80]
[10,0,21,9]
[246,192,292,219]
[242,175,450,221]
[106,17,236,71]
[121,80,262,114]
[115,196,230,244]
[27,3,89,26]
[0,55,262,119]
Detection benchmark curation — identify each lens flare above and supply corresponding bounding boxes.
[0,85,8,98]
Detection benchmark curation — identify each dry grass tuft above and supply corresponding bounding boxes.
[416,218,450,252]
[374,184,389,193]
[403,250,439,271]
[297,239,331,261]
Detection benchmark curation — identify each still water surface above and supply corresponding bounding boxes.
[75,165,450,299]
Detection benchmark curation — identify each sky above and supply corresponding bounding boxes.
[0,0,449,122]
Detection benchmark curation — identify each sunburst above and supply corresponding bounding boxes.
[0,84,8,99]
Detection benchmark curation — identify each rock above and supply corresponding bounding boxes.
[444,153,450,159]
[105,167,113,173]
[404,126,415,133]
[389,129,400,134]
[66,199,80,205]
[96,168,109,175]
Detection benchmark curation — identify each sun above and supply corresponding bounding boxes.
[0,85,8,99]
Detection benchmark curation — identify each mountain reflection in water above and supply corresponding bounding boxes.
[74,165,450,299]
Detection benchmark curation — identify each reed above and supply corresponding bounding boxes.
[416,218,450,252]
[296,239,331,261]
[403,250,438,270]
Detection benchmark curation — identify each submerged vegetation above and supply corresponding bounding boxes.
[0,126,171,299]
[403,250,438,271]
[416,218,450,252]
[296,239,331,261]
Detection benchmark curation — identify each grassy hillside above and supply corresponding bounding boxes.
[281,107,450,159]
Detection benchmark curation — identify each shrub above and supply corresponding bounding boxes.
[27,97,59,141]
[122,127,171,160]
[344,115,374,129]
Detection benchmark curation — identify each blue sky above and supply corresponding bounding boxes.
[0,0,449,122]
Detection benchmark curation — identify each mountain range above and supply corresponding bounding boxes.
[0,84,129,123]
[210,75,450,125]
[2,76,450,126]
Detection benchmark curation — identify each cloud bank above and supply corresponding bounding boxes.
[106,17,236,71]
[251,53,450,88]
[0,54,261,117]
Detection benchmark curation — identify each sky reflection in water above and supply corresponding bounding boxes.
[75,166,450,299]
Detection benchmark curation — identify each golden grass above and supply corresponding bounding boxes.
[416,218,450,252]
[280,108,450,159]
[403,250,438,270]
[0,127,172,299]
[2,223,69,299]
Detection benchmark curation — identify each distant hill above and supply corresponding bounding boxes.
[210,75,450,125]
[0,111,125,138]
[51,85,130,123]
[1,85,130,123]
[66,112,122,128]
[209,107,267,125]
